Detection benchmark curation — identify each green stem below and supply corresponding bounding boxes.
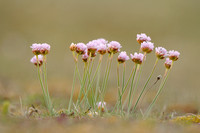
[144,68,171,119]
[127,64,138,114]
[132,58,159,112]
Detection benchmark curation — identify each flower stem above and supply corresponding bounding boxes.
[144,68,171,119]
[132,58,159,112]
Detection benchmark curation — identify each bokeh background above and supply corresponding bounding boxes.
[0,0,200,111]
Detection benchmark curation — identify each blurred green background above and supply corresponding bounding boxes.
[0,0,199,110]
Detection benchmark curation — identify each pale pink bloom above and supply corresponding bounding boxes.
[76,43,87,55]
[165,58,172,69]
[30,55,43,66]
[137,33,151,44]
[40,43,51,55]
[117,51,130,64]
[69,43,76,51]
[141,42,154,53]
[82,52,89,62]
[155,47,167,59]
[97,43,107,55]
[97,38,108,45]
[97,101,106,112]
[107,41,122,54]
[168,50,180,61]
[86,40,98,57]
[30,43,41,55]
[130,52,144,64]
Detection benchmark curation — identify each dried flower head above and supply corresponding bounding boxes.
[130,52,144,64]
[30,55,43,66]
[117,51,130,64]
[165,58,172,69]
[107,41,122,54]
[141,42,154,53]
[97,102,106,112]
[168,50,180,61]
[155,47,167,59]
[137,33,151,44]
[30,43,41,55]
[40,43,51,55]
[76,43,87,55]
[69,43,77,51]
[82,52,89,62]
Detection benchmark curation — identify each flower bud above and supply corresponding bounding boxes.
[69,43,77,51]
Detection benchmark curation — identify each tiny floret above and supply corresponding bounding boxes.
[97,43,107,55]
[141,42,154,53]
[86,40,98,57]
[97,102,106,112]
[40,43,51,55]
[107,41,122,54]
[82,52,89,62]
[76,43,87,55]
[69,43,77,51]
[117,51,130,64]
[137,33,151,44]
[30,43,41,55]
[155,47,167,59]
[130,52,144,64]
[30,55,43,66]
[165,58,173,69]
[168,50,180,61]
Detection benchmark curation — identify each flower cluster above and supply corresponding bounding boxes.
[30,43,51,55]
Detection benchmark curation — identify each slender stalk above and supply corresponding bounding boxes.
[127,64,138,114]
[117,63,120,113]
[36,55,48,111]
[68,54,78,111]
[144,68,171,118]
[133,58,159,112]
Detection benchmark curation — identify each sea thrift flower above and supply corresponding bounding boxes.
[130,52,144,64]
[165,58,172,69]
[117,51,130,64]
[76,43,87,55]
[137,33,151,44]
[97,38,108,45]
[82,52,89,62]
[97,102,106,112]
[97,43,107,55]
[107,41,122,54]
[69,43,76,51]
[40,43,51,55]
[87,40,98,57]
[30,43,41,55]
[141,42,154,53]
[155,47,167,59]
[168,50,180,61]
[30,55,43,66]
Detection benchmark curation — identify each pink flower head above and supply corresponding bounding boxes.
[137,33,151,44]
[141,42,154,53]
[82,52,89,62]
[86,40,98,57]
[30,43,41,55]
[30,55,43,66]
[168,50,180,61]
[165,58,172,69]
[97,101,106,112]
[97,43,107,55]
[76,43,87,55]
[130,52,144,64]
[97,38,108,45]
[155,47,167,59]
[107,41,122,54]
[40,43,51,55]
[117,51,130,64]
[69,43,77,51]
